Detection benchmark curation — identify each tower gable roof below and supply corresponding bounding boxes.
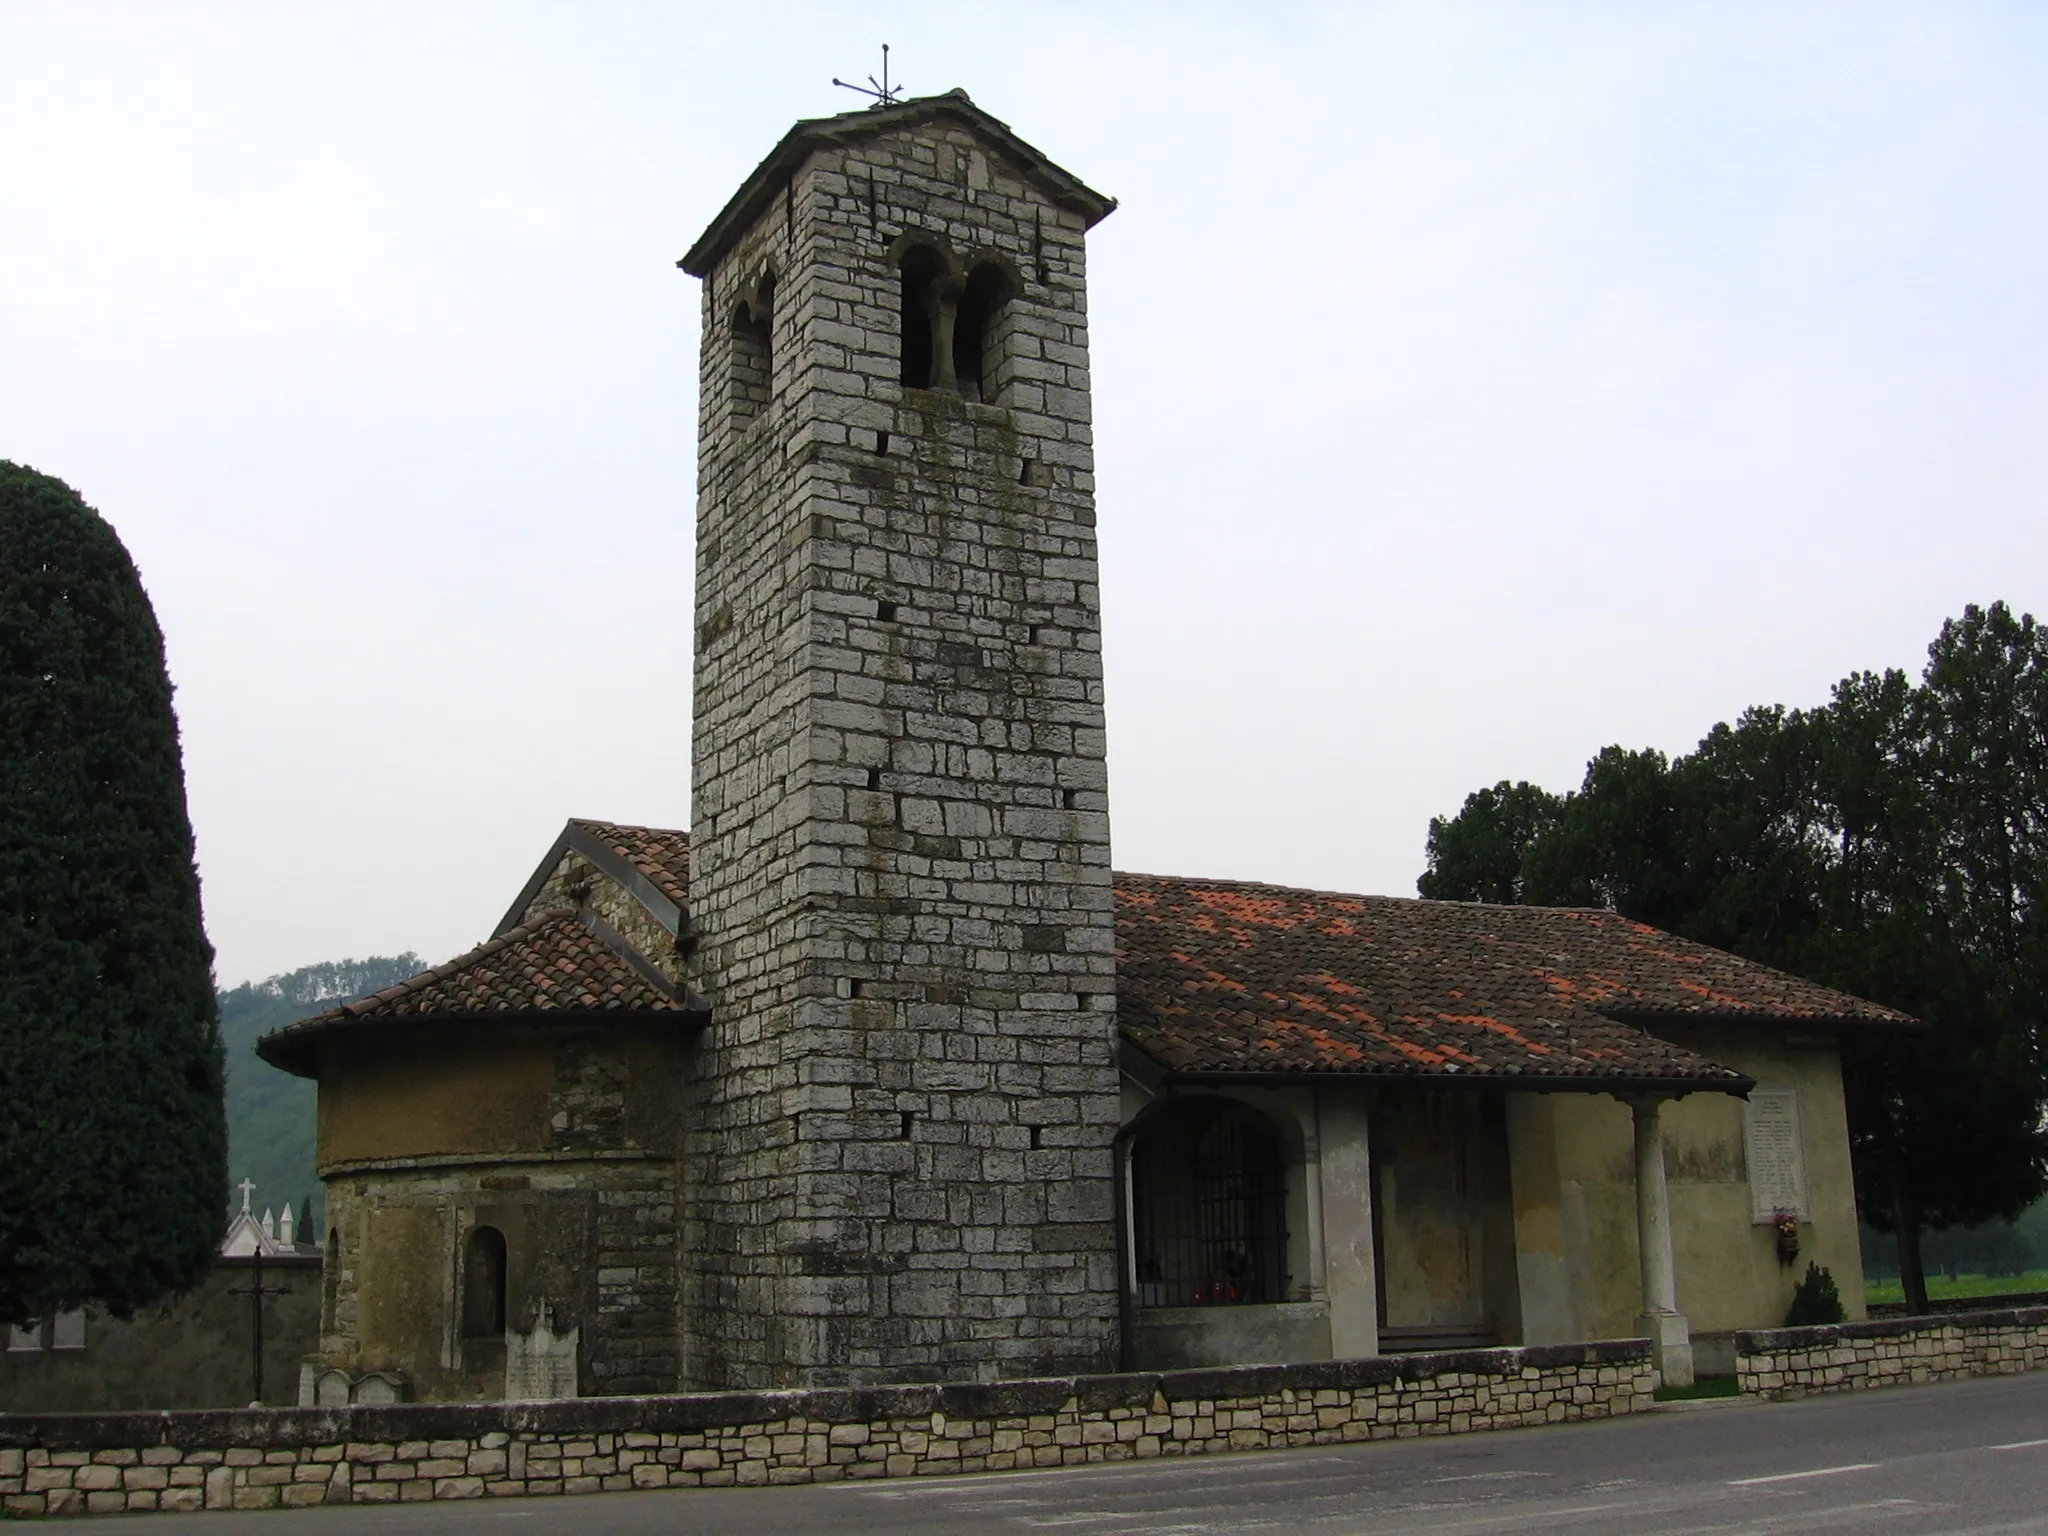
[496,818,690,939]
[679,89,1117,278]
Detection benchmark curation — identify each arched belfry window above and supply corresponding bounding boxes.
[462,1225,508,1338]
[899,245,1018,404]
[729,274,774,428]
[953,261,1013,404]
[1130,1099,1288,1307]
[899,245,943,390]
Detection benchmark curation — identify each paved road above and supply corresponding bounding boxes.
[169,1373,2048,1534]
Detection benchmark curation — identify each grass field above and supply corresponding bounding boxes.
[1864,1270,2048,1306]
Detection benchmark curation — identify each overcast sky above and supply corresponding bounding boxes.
[4,2,2044,989]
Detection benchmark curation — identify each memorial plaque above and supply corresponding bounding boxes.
[1745,1087,1807,1222]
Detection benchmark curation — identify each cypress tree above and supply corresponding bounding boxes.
[0,462,225,1322]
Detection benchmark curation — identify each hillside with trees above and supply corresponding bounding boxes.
[220,955,426,1231]
[1418,602,2048,1313]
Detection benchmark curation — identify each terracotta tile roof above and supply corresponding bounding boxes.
[570,819,689,909]
[1113,874,1912,1086]
[256,910,685,1075]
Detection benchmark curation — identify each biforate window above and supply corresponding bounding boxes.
[899,246,1017,405]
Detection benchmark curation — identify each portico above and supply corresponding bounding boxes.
[1112,873,1907,1381]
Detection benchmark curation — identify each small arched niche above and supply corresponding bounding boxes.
[1129,1098,1289,1308]
[461,1224,508,1339]
[729,274,775,429]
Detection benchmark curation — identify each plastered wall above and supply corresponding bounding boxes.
[314,1025,690,1401]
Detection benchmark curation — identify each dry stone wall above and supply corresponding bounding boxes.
[0,1342,1652,1518]
[685,107,1119,1388]
[1736,1304,2048,1400]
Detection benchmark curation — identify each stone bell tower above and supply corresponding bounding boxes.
[678,91,1120,1388]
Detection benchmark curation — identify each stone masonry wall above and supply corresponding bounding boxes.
[0,1342,1651,1518]
[685,105,1119,1388]
[1736,1304,2048,1400]
[318,1154,681,1401]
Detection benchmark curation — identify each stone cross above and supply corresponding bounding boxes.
[237,1178,255,1215]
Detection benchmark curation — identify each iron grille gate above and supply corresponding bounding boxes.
[1131,1100,1287,1307]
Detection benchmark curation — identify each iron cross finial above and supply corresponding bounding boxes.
[834,44,903,108]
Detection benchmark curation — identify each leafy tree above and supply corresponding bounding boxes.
[0,463,225,1322]
[1417,603,2048,1314]
[1830,609,2048,1312]
[1417,780,1563,902]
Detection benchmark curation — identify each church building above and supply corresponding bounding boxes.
[259,90,1911,1404]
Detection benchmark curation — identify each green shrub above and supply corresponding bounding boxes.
[1786,1262,1847,1327]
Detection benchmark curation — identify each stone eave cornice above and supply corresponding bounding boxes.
[1143,1065,1758,1099]
[257,999,706,1081]
[678,89,1117,279]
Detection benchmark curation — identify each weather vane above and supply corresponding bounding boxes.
[834,44,903,108]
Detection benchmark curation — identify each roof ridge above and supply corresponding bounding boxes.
[1113,869,1617,917]
[569,817,688,840]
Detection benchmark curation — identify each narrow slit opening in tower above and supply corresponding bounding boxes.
[875,599,898,622]
[873,429,890,456]
[899,1111,915,1141]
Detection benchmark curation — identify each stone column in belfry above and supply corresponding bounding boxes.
[678,90,1121,1389]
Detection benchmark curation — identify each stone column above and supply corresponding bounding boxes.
[1318,1097,1379,1360]
[1631,1097,1693,1388]
[1301,1112,1328,1303]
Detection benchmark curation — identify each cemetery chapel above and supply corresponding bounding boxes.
[260,89,1911,1406]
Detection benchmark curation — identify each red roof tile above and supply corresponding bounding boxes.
[570,819,689,909]
[1114,874,1911,1086]
[256,910,685,1075]
[262,808,1911,1093]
